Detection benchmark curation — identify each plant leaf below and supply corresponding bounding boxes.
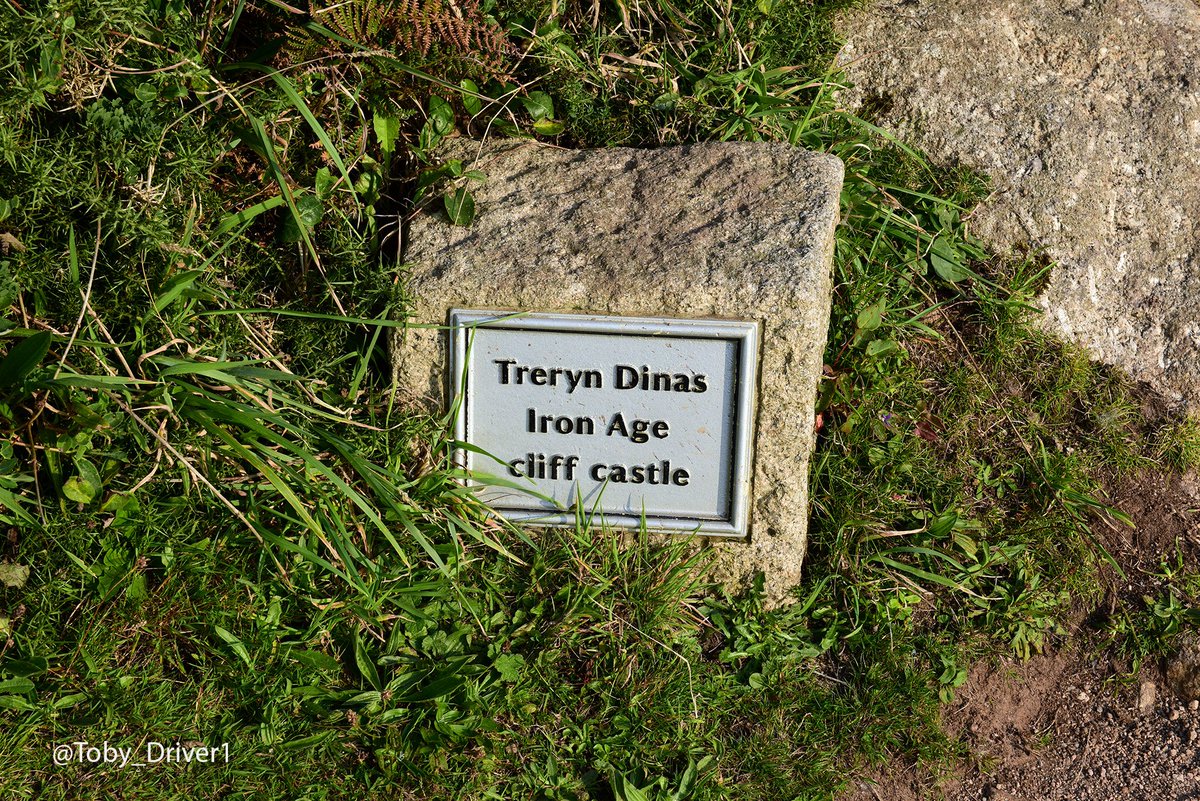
[493,653,525,683]
[856,300,884,332]
[618,775,651,801]
[444,188,476,226]
[429,95,454,135]
[0,331,51,388]
[0,262,18,307]
[373,112,400,158]
[533,118,565,136]
[652,92,679,111]
[62,459,100,504]
[400,671,465,702]
[0,677,35,694]
[214,625,253,667]
[460,79,483,117]
[314,166,335,199]
[928,235,971,283]
[354,631,382,691]
[279,193,324,243]
[522,90,554,121]
[291,649,342,673]
[865,339,899,358]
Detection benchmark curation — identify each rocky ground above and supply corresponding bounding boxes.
[843,467,1200,800]
[847,653,1200,801]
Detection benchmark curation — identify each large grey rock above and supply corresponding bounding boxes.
[393,139,843,605]
[838,0,1200,411]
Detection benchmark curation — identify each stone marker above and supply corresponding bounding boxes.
[837,0,1200,412]
[393,139,843,605]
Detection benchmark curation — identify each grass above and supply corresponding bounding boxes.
[1,0,1198,799]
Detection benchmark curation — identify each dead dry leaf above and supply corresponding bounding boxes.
[0,563,30,588]
[0,233,26,254]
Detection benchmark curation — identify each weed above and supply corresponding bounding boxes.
[1102,551,1200,672]
[1158,414,1200,472]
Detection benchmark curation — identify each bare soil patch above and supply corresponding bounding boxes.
[843,465,1200,800]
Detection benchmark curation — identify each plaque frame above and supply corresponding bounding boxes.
[448,309,759,538]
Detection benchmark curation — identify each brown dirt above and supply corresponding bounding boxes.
[842,466,1200,801]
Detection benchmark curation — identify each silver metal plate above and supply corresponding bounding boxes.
[449,310,758,537]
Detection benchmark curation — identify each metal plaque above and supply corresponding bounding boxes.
[449,310,758,537]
